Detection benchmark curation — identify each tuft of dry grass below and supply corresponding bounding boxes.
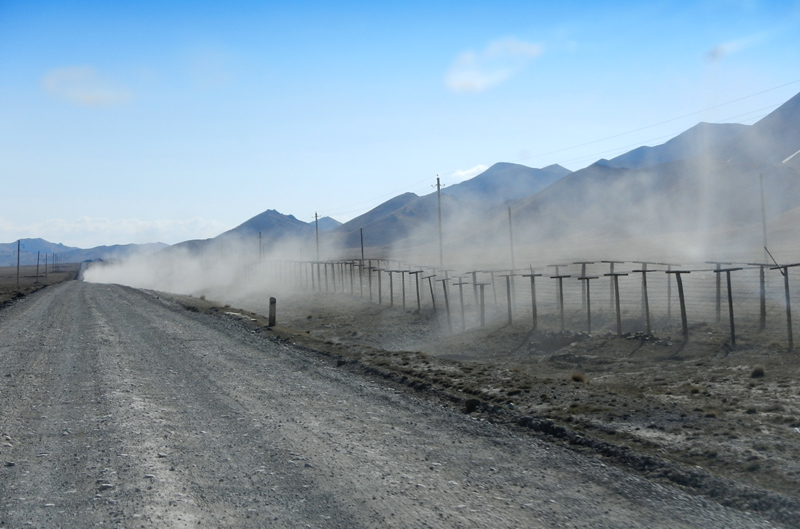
[570,372,586,383]
[751,366,765,378]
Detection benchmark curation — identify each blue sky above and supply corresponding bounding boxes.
[1,0,799,247]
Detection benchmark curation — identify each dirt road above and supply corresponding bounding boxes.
[0,281,784,528]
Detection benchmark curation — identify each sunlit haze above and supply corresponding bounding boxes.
[2,0,799,247]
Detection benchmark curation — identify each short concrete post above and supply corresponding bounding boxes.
[269,297,276,327]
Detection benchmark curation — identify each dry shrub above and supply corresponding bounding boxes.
[571,373,586,383]
[751,366,765,378]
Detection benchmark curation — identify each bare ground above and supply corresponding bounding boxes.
[163,287,800,525]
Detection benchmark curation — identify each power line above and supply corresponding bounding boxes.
[511,79,800,164]
[317,79,800,221]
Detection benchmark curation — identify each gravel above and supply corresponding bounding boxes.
[0,281,786,528]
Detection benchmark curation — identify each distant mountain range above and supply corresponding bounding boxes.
[174,89,800,260]
[11,89,800,264]
[0,239,168,267]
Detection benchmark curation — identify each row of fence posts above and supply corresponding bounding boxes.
[244,258,800,351]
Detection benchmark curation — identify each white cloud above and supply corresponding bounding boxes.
[0,216,228,248]
[445,37,543,93]
[42,66,133,107]
[447,164,489,184]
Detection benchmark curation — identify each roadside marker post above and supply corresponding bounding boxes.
[269,297,277,327]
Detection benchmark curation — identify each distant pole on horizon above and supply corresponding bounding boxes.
[360,228,365,262]
[508,207,516,301]
[508,207,516,272]
[760,173,768,263]
[436,176,444,269]
[315,212,320,261]
[16,240,20,287]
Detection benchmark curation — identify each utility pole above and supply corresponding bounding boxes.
[760,173,768,263]
[314,212,320,261]
[16,240,20,287]
[508,207,515,272]
[436,176,444,269]
[508,207,516,300]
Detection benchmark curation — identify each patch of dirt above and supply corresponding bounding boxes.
[0,263,80,306]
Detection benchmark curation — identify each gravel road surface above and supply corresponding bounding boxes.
[0,281,784,528]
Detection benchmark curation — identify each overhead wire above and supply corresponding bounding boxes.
[317,79,800,221]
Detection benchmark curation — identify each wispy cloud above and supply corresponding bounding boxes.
[447,164,489,184]
[706,32,768,61]
[445,38,543,93]
[0,216,228,248]
[42,66,133,107]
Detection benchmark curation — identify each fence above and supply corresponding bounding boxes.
[238,257,800,351]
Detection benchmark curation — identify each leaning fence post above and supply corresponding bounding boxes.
[548,264,564,310]
[436,278,452,333]
[632,268,660,335]
[706,261,732,323]
[400,270,408,310]
[377,268,383,305]
[573,261,595,309]
[602,261,626,311]
[604,272,628,336]
[666,270,691,341]
[476,283,489,327]
[748,262,768,331]
[387,270,395,307]
[500,274,514,325]
[771,263,800,351]
[551,274,572,332]
[713,267,742,348]
[425,274,437,313]
[522,267,542,330]
[453,277,469,330]
[578,275,598,334]
[469,270,480,307]
[409,270,423,312]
